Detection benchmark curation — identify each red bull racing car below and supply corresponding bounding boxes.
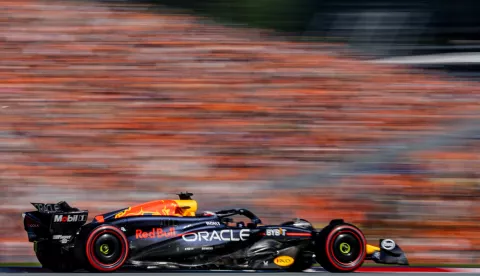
[22,192,408,272]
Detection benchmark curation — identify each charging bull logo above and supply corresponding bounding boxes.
[135,227,177,239]
[114,200,190,219]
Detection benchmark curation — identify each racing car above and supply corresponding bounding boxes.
[22,192,408,272]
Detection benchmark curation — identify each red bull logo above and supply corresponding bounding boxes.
[135,227,177,239]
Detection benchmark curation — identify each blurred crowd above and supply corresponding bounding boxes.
[0,0,479,264]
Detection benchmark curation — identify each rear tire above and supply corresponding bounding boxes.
[84,225,129,272]
[315,222,366,273]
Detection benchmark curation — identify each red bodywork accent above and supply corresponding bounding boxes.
[259,232,311,236]
[94,215,105,223]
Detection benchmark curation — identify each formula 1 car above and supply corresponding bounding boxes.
[22,192,408,272]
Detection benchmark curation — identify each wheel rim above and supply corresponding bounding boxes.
[332,233,360,264]
[93,233,122,264]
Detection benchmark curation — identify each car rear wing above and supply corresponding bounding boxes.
[23,201,88,244]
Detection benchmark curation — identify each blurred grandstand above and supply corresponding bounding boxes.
[0,0,479,265]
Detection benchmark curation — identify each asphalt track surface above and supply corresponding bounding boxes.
[2,272,480,276]
[2,266,480,276]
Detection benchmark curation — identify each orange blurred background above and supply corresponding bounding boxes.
[0,0,479,264]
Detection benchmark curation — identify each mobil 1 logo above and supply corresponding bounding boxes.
[52,213,88,223]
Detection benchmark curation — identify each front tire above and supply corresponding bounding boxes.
[315,222,367,273]
[84,225,129,272]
